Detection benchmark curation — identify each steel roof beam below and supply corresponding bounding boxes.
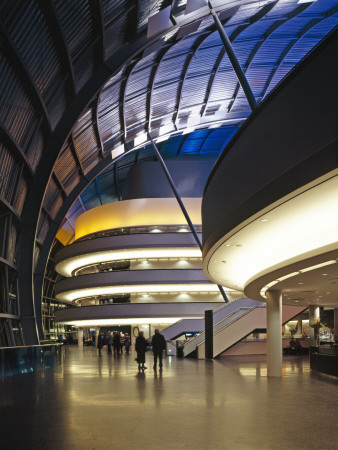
[0,196,22,224]
[120,61,140,146]
[37,0,76,96]
[261,14,334,100]
[95,178,103,205]
[69,134,85,177]
[0,121,34,177]
[174,32,214,128]
[148,134,228,302]
[114,162,121,201]
[208,3,257,111]
[229,2,316,112]
[0,18,52,133]
[52,173,67,200]
[78,195,87,212]
[146,45,171,131]
[89,0,106,64]
[92,98,104,159]
[201,1,278,117]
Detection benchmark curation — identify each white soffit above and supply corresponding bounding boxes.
[206,174,338,291]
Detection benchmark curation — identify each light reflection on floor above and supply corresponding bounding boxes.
[1,346,337,450]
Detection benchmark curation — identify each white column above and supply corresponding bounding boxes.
[78,328,83,347]
[309,306,320,346]
[266,290,282,377]
[95,327,99,345]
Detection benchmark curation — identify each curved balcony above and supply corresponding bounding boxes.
[55,232,201,277]
[54,302,225,327]
[55,269,232,303]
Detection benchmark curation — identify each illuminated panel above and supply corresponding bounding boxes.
[59,318,183,326]
[205,174,338,291]
[55,283,232,302]
[75,198,202,240]
[56,247,202,277]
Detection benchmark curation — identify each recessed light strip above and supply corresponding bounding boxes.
[56,247,202,277]
[259,259,338,299]
[56,283,236,302]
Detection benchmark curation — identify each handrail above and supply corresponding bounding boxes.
[183,303,266,356]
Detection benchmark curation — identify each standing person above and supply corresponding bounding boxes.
[113,331,121,355]
[151,329,166,371]
[124,333,130,353]
[97,331,105,356]
[135,331,148,371]
[107,331,112,354]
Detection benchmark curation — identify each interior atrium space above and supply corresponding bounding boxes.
[0,0,337,448]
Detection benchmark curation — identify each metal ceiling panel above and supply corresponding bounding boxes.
[53,0,96,89]
[0,51,40,155]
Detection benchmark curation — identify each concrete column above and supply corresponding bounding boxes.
[149,324,152,339]
[297,319,302,335]
[266,290,282,377]
[334,309,338,342]
[309,306,320,346]
[95,327,99,345]
[78,328,83,347]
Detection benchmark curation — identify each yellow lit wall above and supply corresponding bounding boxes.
[75,198,202,240]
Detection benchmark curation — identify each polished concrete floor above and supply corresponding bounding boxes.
[1,346,338,450]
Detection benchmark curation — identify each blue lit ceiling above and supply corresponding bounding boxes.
[60,0,338,237]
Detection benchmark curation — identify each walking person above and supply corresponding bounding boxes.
[135,331,148,371]
[97,331,105,356]
[151,329,166,371]
[107,331,112,354]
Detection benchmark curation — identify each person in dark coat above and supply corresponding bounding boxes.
[97,332,105,356]
[151,329,166,370]
[135,331,148,370]
[107,331,112,354]
[124,333,130,353]
[113,331,122,355]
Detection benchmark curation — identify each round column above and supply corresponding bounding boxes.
[266,290,282,377]
[309,306,320,346]
[78,328,84,347]
[95,327,99,345]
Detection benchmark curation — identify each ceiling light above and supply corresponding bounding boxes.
[58,318,183,327]
[277,272,299,282]
[178,227,189,232]
[299,260,336,273]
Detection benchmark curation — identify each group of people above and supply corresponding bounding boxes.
[97,331,130,355]
[135,329,166,371]
[96,328,166,371]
